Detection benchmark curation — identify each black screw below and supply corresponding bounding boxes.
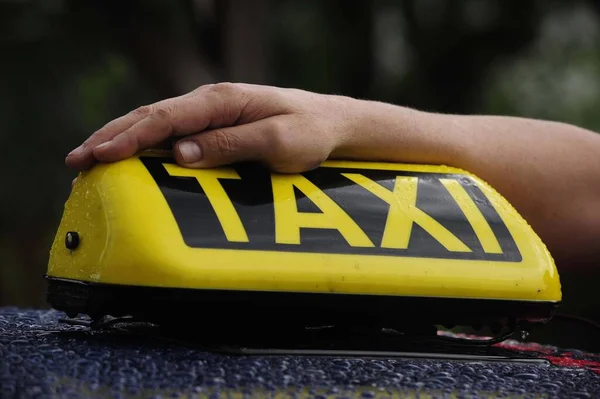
[65,232,80,250]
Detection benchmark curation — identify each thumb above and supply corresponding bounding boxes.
[173,119,274,168]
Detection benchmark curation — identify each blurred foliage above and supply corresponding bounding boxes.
[0,0,599,348]
[485,3,600,128]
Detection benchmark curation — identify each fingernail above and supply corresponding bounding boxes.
[178,141,202,163]
[94,141,112,151]
[67,145,84,157]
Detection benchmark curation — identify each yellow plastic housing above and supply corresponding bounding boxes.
[47,151,561,303]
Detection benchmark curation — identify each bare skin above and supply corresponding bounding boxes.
[65,82,600,270]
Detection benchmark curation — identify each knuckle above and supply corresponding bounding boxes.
[152,106,172,121]
[190,84,213,94]
[209,82,238,95]
[190,83,217,95]
[212,130,238,155]
[131,104,154,117]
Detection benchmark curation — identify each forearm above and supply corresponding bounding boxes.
[337,99,600,268]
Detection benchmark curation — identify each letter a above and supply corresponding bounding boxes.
[271,174,374,247]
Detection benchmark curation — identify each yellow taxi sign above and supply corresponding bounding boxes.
[46,151,561,305]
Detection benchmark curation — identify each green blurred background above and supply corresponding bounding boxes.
[1,0,599,349]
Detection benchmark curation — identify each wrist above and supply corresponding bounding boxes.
[331,98,457,166]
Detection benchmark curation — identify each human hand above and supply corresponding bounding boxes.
[65,82,363,173]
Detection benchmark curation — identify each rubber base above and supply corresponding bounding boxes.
[45,276,558,332]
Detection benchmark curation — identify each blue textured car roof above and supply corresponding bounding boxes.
[1,308,599,398]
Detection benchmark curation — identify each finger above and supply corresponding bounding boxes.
[74,83,290,168]
[90,95,212,163]
[91,109,175,162]
[65,108,150,170]
[172,119,278,168]
[65,97,183,170]
[91,85,276,164]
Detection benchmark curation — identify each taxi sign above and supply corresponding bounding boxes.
[46,151,561,322]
